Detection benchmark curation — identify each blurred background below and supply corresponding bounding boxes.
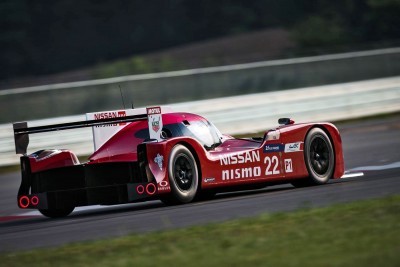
[0,0,399,123]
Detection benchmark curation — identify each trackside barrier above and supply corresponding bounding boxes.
[1,47,400,123]
[1,76,399,166]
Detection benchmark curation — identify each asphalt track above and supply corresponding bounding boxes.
[0,115,399,252]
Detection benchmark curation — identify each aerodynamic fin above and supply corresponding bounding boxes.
[147,106,163,142]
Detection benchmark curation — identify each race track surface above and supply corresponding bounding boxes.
[1,114,399,252]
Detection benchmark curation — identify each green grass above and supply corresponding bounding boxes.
[0,164,20,174]
[1,195,399,267]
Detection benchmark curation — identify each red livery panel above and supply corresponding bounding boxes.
[13,107,344,217]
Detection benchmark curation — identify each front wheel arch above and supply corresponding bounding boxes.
[293,126,335,187]
[162,144,200,205]
[181,142,217,200]
[305,126,335,184]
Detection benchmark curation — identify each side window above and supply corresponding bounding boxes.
[206,120,223,146]
[134,123,182,140]
[162,124,182,138]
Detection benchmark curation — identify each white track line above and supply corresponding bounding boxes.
[347,161,400,172]
[341,172,365,179]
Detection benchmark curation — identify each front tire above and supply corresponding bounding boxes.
[162,144,199,205]
[292,128,335,187]
[39,207,74,218]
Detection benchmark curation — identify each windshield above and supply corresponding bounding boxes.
[132,118,223,149]
[183,119,222,149]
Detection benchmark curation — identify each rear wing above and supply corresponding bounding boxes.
[13,106,166,155]
[13,114,147,155]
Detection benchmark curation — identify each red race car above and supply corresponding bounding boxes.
[13,106,344,217]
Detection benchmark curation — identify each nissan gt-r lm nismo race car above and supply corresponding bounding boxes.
[13,106,344,218]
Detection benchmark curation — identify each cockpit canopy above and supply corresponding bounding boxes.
[89,112,223,162]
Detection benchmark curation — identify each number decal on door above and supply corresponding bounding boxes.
[264,156,280,175]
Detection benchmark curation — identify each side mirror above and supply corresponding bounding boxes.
[278,118,295,125]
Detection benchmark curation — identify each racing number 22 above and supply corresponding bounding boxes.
[264,156,280,175]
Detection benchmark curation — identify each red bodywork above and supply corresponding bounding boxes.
[142,114,344,193]
[15,112,344,211]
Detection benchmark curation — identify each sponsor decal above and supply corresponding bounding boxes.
[284,142,303,153]
[222,167,262,180]
[222,155,281,180]
[151,117,160,132]
[263,144,284,153]
[159,181,168,187]
[147,107,161,115]
[118,111,127,125]
[284,159,293,173]
[147,106,163,141]
[204,177,216,183]
[158,180,170,191]
[158,186,170,191]
[93,111,126,127]
[87,109,143,150]
[154,153,164,170]
[219,151,260,166]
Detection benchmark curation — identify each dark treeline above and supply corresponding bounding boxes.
[1,0,399,80]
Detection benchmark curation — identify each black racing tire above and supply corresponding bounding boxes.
[39,207,74,218]
[162,144,199,205]
[292,128,335,187]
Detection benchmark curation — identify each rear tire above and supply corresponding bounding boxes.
[161,144,199,205]
[292,128,335,187]
[39,207,74,218]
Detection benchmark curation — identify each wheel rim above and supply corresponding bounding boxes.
[309,136,330,175]
[174,153,194,191]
